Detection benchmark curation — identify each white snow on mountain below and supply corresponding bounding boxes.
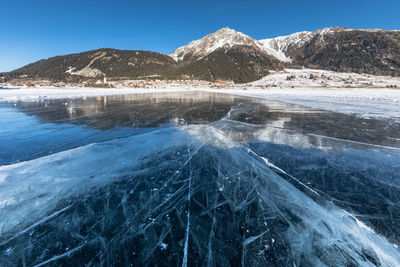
[170,27,263,61]
[170,27,340,63]
[258,27,340,62]
[258,27,400,62]
[258,31,314,62]
[65,51,106,77]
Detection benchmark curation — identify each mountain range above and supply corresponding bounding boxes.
[2,27,400,84]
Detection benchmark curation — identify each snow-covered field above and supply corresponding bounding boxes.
[250,69,400,89]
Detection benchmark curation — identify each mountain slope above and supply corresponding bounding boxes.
[170,45,284,83]
[6,48,177,82]
[259,30,319,62]
[260,27,400,76]
[169,27,285,82]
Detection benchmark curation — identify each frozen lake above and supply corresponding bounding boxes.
[1,91,400,266]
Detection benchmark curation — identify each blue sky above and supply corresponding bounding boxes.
[1,0,400,72]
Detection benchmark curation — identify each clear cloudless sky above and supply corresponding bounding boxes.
[1,0,400,72]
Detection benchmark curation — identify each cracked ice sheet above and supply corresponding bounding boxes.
[0,124,400,266]
[1,92,400,266]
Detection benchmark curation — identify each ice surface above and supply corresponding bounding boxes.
[209,86,400,122]
[0,92,399,266]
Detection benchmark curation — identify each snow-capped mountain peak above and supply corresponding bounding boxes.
[170,27,261,61]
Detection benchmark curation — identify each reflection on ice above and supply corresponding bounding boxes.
[0,92,400,266]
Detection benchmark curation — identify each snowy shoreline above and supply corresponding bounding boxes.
[1,86,400,121]
[0,86,190,102]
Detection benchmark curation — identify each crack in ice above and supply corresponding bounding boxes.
[33,244,85,267]
[0,204,73,246]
